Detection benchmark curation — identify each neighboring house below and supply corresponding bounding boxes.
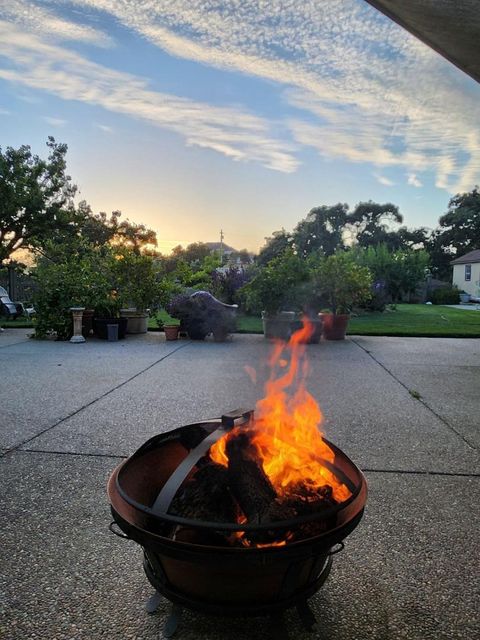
[451,249,480,297]
[205,242,236,257]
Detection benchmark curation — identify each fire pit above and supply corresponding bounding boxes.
[107,322,367,638]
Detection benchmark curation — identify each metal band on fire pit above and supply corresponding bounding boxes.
[151,409,254,516]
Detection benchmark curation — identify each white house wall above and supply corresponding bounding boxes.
[452,263,480,296]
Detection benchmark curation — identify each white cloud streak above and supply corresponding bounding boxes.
[0,20,298,173]
[407,173,422,188]
[95,123,113,133]
[375,174,395,187]
[1,0,113,47]
[43,116,67,126]
[63,0,480,193]
[1,0,480,190]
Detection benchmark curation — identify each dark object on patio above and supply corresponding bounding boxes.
[93,317,128,340]
[107,409,367,638]
[167,291,237,340]
[0,286,18,318]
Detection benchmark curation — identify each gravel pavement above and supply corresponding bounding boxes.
[1,329,479,640]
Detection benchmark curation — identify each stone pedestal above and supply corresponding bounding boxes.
[70,307,86,343]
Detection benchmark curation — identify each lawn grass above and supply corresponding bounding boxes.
[5,304,480,337]
[347,304,480,337]
[0,317,35,329]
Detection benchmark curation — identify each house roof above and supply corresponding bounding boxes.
[365,0,480,84]
[205,242,236,253]
[450,249,480,265]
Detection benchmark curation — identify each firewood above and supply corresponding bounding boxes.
[225,431,277,524]
[168,462,237,524]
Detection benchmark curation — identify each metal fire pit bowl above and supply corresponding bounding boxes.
[107,412,367,636]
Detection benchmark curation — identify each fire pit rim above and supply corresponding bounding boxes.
[112,421,367,533]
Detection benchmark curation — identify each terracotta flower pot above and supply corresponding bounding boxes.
[321,313,349,340]
[164,325,180,341]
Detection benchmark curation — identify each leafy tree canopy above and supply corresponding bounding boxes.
[347,201,403,248]
[293,203,348,257]
[257,229,293,266]
[0,137,77,264]
[437,187,480,256]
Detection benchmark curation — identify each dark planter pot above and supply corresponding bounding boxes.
[82,309,95,338]
[321,314,349,341]
[93,317,128,340]
[262,312,296,340]
[164,325,180,341]
[212,326,230,342]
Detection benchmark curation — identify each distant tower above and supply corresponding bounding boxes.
[220,229,224,264]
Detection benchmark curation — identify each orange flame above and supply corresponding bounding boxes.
[210,319,351,504]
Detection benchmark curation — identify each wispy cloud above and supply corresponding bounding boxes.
[375,174,395,187]
[0,21,298,173]
[1,0,113,47]
[1,0,479,190]
[95,123,113,133]
[0,106,10,115]
[407,173,422,188]
[43,116,67,127]
[63,0,480,192]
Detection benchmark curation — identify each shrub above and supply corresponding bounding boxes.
[239,249,311,315]
[430,287,460,305]
[312,252,373,314]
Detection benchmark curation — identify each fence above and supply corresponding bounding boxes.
[0,267,37,302]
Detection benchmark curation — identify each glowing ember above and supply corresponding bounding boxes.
[210,319,351,504]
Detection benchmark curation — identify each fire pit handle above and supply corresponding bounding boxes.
[109,521,131,540]
[328,542,345,555]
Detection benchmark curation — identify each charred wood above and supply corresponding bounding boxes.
[168,462,237,524]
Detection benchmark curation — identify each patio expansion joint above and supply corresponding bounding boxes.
[2,341,191,457]
[363,468,480,479]
[2,451,479,480]
[2,448,127,460]
[350,338,478,452]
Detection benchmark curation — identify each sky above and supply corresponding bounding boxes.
[0,1,479,254]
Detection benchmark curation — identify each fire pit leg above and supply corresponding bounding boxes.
[163,603,182,639]
[296,600,317,631]
[146,591,162,614]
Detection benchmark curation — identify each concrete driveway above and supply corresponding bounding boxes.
[1,330,479,640]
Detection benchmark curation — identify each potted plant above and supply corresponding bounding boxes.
[240,250,310,340]
[115,250,162,334]
[93,293,128,339]
[313,252,373,340]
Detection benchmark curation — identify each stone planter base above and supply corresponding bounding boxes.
[120,310,149,334]
[262,312,296,341]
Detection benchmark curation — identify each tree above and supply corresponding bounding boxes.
[437,187,480,256]
[76,205,157,253]
[348,201,403,248]
[293,204,348,257]
[356,244,429,302]
[0,137,77,264]
[257,229,292,266]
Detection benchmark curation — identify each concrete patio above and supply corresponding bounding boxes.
[1,329,479,640]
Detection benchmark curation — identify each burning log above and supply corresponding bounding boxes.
[169,462,237,524]
[224,431,299,544]
[225,431,277,524]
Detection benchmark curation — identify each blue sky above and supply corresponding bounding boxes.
[1,1,479,253]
